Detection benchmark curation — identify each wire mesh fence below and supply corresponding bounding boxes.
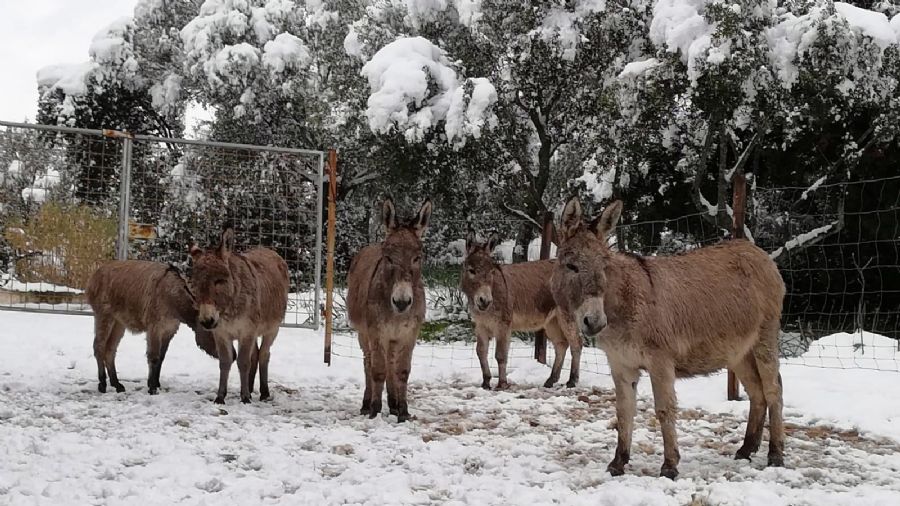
[329,180,899,377]
[0,120,325,328]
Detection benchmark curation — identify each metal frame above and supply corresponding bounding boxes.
[0,120,327,329]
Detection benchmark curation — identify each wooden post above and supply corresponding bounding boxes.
[324,149,337,366]
[534,212,554,364]
[728,173,747,400]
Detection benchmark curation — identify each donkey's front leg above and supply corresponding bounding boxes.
[237,338,254,404]
[649,362,680,479]
[213,336,233,404]
[494,327,511,390]
[608,365,640,476]
[475,325,492,390]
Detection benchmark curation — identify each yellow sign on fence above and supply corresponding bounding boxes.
[128,222,157,241]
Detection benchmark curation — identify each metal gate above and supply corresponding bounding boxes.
[0,120,325,329]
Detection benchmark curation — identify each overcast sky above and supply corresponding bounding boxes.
[0,0,139,122]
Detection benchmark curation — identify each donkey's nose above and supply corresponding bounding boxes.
[392,297,412,313]
[476,296,491,311]
[200,317,218,330]
[582,314,606,335]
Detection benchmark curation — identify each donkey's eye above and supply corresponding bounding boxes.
[566,263,579,273]
[215,279,227,286]
[467,267,476,275]
[385,257,394,265]
[413,256,421,264]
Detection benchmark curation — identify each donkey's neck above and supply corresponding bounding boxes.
[604,251,654,324]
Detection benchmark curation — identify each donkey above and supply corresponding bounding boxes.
[460,231,581,390]
[550,197,786,479]
[189,227,290,404]
[347,197,432,422]
[86,260,231,395]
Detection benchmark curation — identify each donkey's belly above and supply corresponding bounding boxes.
[510,312,552,333]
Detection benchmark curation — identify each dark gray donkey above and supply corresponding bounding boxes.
[189,227,290,404]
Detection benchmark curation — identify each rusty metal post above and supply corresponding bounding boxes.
[534,212,554,364]
[728,173,747,401]
[324,149,337,365]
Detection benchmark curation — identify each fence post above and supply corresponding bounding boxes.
[324,149,337,365]
[728,173,747,401]
[534,211,553,364]
[115,134,133,260]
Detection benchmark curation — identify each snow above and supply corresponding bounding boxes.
[577,165,615,202]
[834,2,898,49]
[618,58,661,79]
[0,278,83,294]
[769,221,837,260]
[1,310,899,504]
[359,36,497,147]
[262,32,311,73]
[800,175,827,201]
[649,0,714,82]
[531,0,607,61]
[766,8,821,89]
[526,236,557,261]
[402,0,483,29]
[149,74,183,112]
[343,25,364,58]
[36,62,98,96]
[787,331,899,371]
[204,42,261,86]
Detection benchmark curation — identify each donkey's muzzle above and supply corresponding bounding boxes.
[475,295,491,311]
[581,314,606,337]
[392,297,412,313]
[200,317,219,330]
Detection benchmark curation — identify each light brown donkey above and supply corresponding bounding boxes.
[460,231,581,390]
[86,260,226,395]
[189,227,289,404]
[550,197,786,480]
[347,197,432,422]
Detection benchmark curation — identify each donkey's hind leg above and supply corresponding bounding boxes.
[93,313,114,393]
[358,332,373,415]
[104,321,127,393]
[730,351,767,460]
[258,329,278,401]
[753,318,785,467]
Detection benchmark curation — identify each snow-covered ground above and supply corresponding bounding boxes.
[1,311,899,505]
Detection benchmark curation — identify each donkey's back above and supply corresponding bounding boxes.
[346,244,381,331]
[639,239,785,372]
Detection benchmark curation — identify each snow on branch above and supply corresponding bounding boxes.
[800,176,827,201]
[769,221,839,261]
[360,37,498,148]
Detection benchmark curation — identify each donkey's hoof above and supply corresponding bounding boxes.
[660,465,679,480]
[148,387,159,395]
[397,412,411,423]
[113,384,126,393]
[368,401,382,419]
[606,463,625,477]
[359,406,371,416]
[767,454,784,468]
[389,407,400,416]
[240,396,251,404]
[98,383,107,393]
[481,380,491,390]
[734,446,754,461]
[565,380,577,388]
[260,391,271,402]
[494,381,510,391]
[214,396,226,405]
[543,379,557,388]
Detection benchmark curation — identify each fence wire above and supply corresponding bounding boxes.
[0,120,325,328]
[330,185,899,376]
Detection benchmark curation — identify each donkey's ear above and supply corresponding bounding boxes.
[219,227,235,255]
[413,198,433,238]
[590,200,623,241]
[485,231,500,253]
[558,196,583,241]
[465,229,477,254]
[382,197,396,231]
[189,244,203,261]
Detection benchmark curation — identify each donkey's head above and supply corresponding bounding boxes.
[460,230,501,312]
[551,197,623,338]
[189,227,239,330]
[377,197,432,314]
